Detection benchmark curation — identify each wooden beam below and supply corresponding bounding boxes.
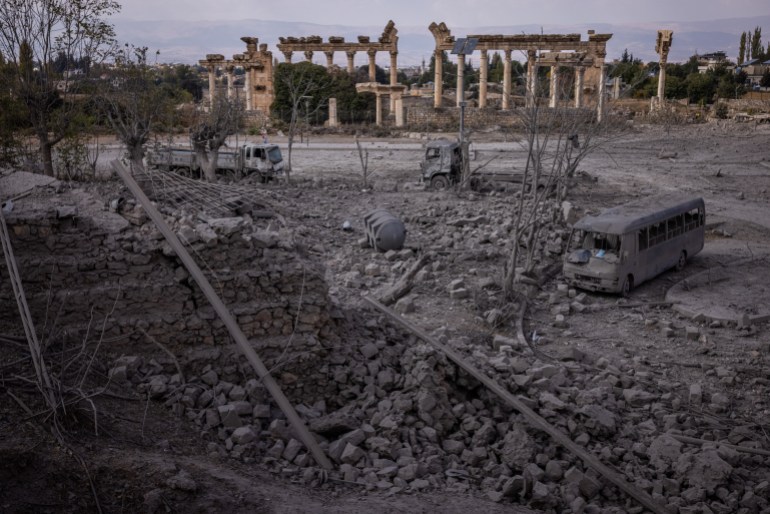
[112,160,332,470]
[363,295,665,514]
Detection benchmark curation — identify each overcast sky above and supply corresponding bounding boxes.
[114,0,769,26]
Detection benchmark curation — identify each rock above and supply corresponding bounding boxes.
[648,434,683,472]
[578,404,617,435]
[340,443,366,465]
[217,404,242,428]
[283,439,303,462]
[360,343,379,359]
[200,369,219,386]
[545,460,564,481]
[579,473,602,499]
[622,388,658,406]
[689,383,703,406]
[309,411,359,436]
[675,447,733,492]
[442,439,465,455]
[539,392,567,410]
[500,425,534,471]
[231,426,257,445]
[502,475,526,497]
[165,470,197,492]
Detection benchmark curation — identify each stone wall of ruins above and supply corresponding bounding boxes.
[0,208,334,382]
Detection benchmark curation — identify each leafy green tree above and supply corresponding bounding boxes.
[739,32,747,64]
[0,0,119,176]
[686,72,715,104]
[761,69,770,88]
[751,27,764,60]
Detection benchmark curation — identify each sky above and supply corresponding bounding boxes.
[114,0,770,26]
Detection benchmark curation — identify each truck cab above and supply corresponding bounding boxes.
[420,139,462,190]
[241,143,284,180]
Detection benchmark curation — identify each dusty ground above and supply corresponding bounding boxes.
[2,118,770,513]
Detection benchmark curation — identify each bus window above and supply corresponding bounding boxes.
[245,147,251,159]
[684,208,699,230]
[638,228,648,251]
[584,232,620,253]
[667,214,683,238]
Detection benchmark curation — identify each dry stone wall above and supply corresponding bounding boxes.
[1,201,333,374]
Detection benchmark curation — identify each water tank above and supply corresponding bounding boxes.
[363,209,406,252]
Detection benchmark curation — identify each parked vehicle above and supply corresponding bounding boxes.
[419,139,553,192]
[420,139,463,190]
[146,142,284,181]
[563,195,705,295]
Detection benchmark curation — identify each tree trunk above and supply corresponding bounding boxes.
[205,150,220,182]
[39,137,54,177]
[128,144,145,174]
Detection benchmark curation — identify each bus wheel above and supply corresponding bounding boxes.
[621,275,633,297]
[430,175,450,190]
[675,251,687,271]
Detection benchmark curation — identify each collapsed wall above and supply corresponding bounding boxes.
[0,194,334,394]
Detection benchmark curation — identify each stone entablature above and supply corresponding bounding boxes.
[276,20,399,83]
[429,21,611,115]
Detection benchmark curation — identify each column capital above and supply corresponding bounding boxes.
[367,48,377,58]
[346,50,356,59]
[282,51,293,62]
[304,50,314,61]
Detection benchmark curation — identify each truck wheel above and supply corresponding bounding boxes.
[430,175,450,190]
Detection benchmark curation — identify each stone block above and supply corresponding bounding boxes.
[340,443,366,465]
[217,404,242,428]
[231,426,257,445]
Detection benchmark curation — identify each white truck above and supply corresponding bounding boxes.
[146,142,284,181]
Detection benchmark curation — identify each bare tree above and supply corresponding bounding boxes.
[0,0,119,176]
[97,45,171,173]
[190,94,243,182]
[502,68,622,300]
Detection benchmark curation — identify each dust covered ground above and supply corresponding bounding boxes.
[2,119,770,513]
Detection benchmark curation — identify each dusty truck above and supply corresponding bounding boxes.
[420,139,553,192]
[146,142,284,181]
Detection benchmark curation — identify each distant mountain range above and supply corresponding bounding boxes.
[113,15,770,67]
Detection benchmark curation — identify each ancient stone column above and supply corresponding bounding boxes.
[367,49,377,82]
[304,50,314,62]
[225,65,234,99]
[346,51,356,75]
[244,66,252,111]
[574,67,585,108]
[654,30,673,110]
[328,97,338,127]
[502,50,512,110]
[479,49,488,108]
[375,93,383,126]
[526,50,537,108]
[549,66,559,108]
[390,51,398,111]
[283,51,293,63]
[325,51,334,68]
[613,77,621,100]
[394,94,404,127]
[207,65,216,108]
[597,64,607,122]
[456,53,465,107]
[434,49,443,108]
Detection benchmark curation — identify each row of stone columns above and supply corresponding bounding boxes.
[432,49,602,111]
[205,63,261,111]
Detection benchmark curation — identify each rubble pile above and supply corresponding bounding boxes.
[115,306,770,512]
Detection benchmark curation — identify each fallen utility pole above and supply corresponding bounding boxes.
[363,295,665,514]
[112,161,332,470]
